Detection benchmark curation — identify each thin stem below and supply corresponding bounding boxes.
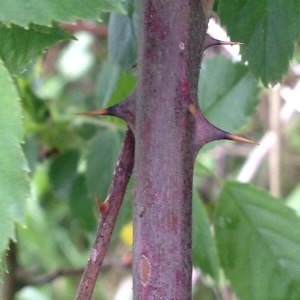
[76,128,135,300]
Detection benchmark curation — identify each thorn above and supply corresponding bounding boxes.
[204,34,243,50]
[226,133,258,145]
[188,103,199,118]
[95,194,109,215]
[78,108,109,116]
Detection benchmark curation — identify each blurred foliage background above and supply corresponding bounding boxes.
[1,0,300,299]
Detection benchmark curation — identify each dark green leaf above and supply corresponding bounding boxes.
[69,175,96,231]
[0,0,125,27]
[199,56,259,132]
[95,61,120,107]
[215,181,300,300]
[49,150,80,199]
[86,129,123,199]
[0,60,30,259]
[192,190,219,281]
[218,0,300,84]
[108,12,137,70]
[0,23,73,76]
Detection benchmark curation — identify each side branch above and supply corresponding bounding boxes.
[76,128,135,300]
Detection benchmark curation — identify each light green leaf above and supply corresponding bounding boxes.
[0,60,30,256]
[286,184,300,216]
[0,23,73,76]
[218,0,300,85]
[215,181,300,300]
[0,0,125,27]
[86,129,123,199]
[199,56,259,133]
[192,190,219,281]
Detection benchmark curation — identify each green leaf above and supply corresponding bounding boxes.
[49,150,80,199]
[215,181,300,300]
[286,184,300,216]
[86,129,123,199]
[218,0,300,85]
[0,0,125,27]
[192,190,219,281]
[69,175,96,231]
[0,23,73,76]
[0,60,30,257]
[95,61,136,107]
[95,60,136,108]
[108,12,137,70]
[199,56,259,133]
[95,61,120,107]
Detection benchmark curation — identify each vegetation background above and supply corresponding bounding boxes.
[1,0,300,299]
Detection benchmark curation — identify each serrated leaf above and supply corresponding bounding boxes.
[0,0,125,27]
[86,129,123,199]
[218,0,300,85]
[192,190,219,281]
[0,60,30,258]
[69,175,96,231]
[215,181,300,300]
[0,23,73,76]
[199,56,259,133]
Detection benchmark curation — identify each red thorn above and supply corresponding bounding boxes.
[95,194,109,215]
[226,133,258,145]
[78,108,109,116]
[204,34,243,50]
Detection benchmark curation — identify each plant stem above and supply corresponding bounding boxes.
[133,1,207,298]
[76,128,135,300]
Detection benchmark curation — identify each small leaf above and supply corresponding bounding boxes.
[0,23,73,76]
[0,0,125,27]
[86,129,123,199]
[215,181,300,300]
[218,0,300,84]
[0,59,30,259]
[198,56,259,133]
[192,190,219,281]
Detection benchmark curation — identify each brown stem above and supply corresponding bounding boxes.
[76,128,135,300]
[2,241,21,300]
